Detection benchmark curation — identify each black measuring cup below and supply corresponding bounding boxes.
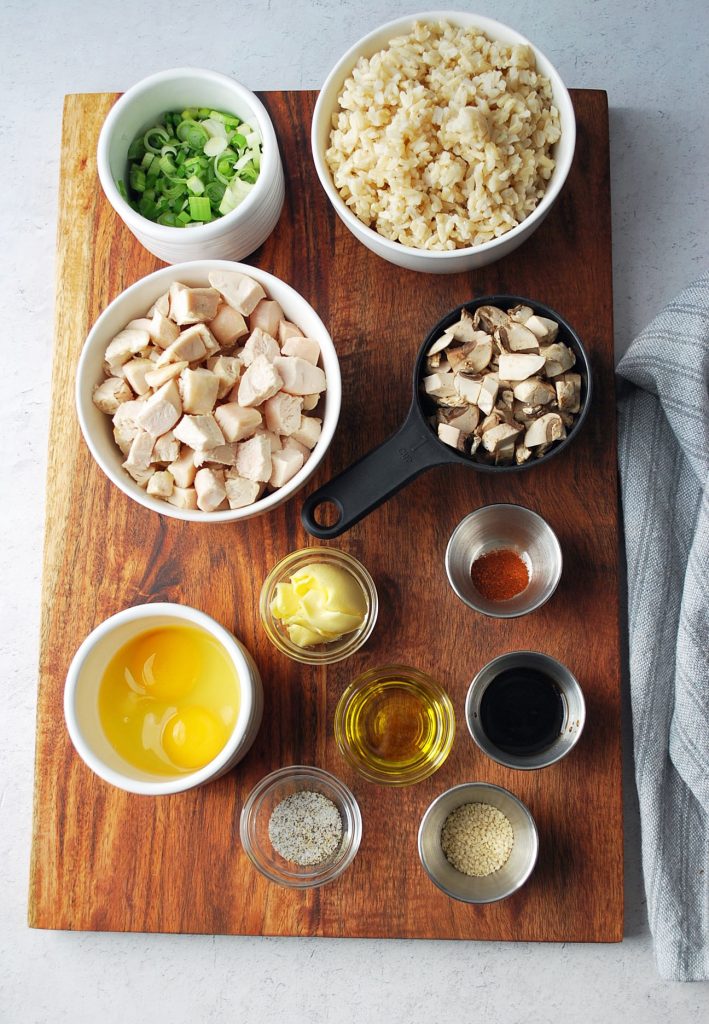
[301,295,592,539]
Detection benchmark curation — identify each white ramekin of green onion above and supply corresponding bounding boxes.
[98,68,285,264]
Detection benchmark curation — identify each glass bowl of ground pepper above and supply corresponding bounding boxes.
[239,765,362,888]
[445,504,562,618]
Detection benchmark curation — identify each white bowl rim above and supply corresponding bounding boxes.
[64,602,258,795]
[75,259,341,523]
[311,10,576,260]
[97,66,279,241]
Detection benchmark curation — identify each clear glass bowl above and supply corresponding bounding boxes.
[259,547,378,664]
[239,765,362,888]
[334,665,456,786]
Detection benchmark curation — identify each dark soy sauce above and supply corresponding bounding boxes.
[480,668,565,756]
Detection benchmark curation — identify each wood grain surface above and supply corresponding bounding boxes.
[29,89,623,940]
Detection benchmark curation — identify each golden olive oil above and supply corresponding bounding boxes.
[336,669,455,784]
[98,625,239,775]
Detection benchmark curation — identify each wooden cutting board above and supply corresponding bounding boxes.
[29,89,623,940]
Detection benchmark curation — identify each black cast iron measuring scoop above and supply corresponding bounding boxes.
[301,295,593,539]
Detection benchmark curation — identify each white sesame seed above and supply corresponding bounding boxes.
[441,801,514,876]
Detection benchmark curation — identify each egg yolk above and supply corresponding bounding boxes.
[98,625,240,776]
[162,706,227,770]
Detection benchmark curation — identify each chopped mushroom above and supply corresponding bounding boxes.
[421,303,583,465]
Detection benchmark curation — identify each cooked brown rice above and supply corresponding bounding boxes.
[325,21,562,251]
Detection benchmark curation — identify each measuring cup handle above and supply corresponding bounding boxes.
[301,406,449,539]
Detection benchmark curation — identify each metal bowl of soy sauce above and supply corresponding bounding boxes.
[465,651,585,770]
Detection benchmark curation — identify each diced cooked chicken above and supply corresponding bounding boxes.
[146,470,174,498]
[93,377,133,414]
[136,380,182,437]
[237,355,283,407]
[214,402,262,443]
[235,434,272,482]
[254,427,283,451]
[282,436,310,459]
[169,283,221,325]
[168,445,197,488]
[250,298,285,338]
[273,356,327,396]
[224,475,262,509]
[207,355,241,399]
[125,429,155,472]
[269,448,304,488]
[95,272,327,511]
[242,327,281,366]
[148,310,180,349]
[173,413,225,451]
[105,328,150,371]
[144,360,189,389]
[264,392,303,436]
[524,412,567,447]
[123,358,154,396]
[290,416,322,450]
[208,303,248,347]
[156,328,208,366]
[437,423,465,450]
[208,270,266,315]
[112,399,144,454]
[147,291,170,317]
[193,443,238,467]
[541,343,576,377]
[513,378,556,405]
[122,461,155,488]
[497,352,546,381]
[165,485,198,510]
[152,429,180,464]
[194,468,227,512]
[179,367,219,414]
[281,336,321,365]
[278,320,304,345]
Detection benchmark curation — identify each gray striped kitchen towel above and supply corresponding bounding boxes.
[617,270,709,981]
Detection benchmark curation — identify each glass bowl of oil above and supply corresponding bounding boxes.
[334,665,456,786]
[259,547,378,664]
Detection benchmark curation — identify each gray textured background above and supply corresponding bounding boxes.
[1,0,708,1020]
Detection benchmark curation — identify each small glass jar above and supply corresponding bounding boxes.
[334,665,456,786]
[239,765,362,888]
[259,547,378,665]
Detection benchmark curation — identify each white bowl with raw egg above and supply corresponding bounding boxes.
[64,603,263,795]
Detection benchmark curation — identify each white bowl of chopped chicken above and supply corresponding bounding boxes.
[76,262,340,521]
[312,13,575,273]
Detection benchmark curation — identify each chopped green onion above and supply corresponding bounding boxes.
[188,196,212,221]
[120,107,261,225]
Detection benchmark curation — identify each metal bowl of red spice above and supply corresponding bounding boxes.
[445,504,562,618]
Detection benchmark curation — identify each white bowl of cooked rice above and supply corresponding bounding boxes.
[312,12,575,274]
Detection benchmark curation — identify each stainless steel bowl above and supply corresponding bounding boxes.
[418,782,538,903]
[465,651,586,770]
[445,504,562,618]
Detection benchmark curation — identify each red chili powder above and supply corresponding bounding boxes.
[471,549,529,601]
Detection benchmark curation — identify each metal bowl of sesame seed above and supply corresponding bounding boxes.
[418,782,538,903]
[240,765,362,888]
